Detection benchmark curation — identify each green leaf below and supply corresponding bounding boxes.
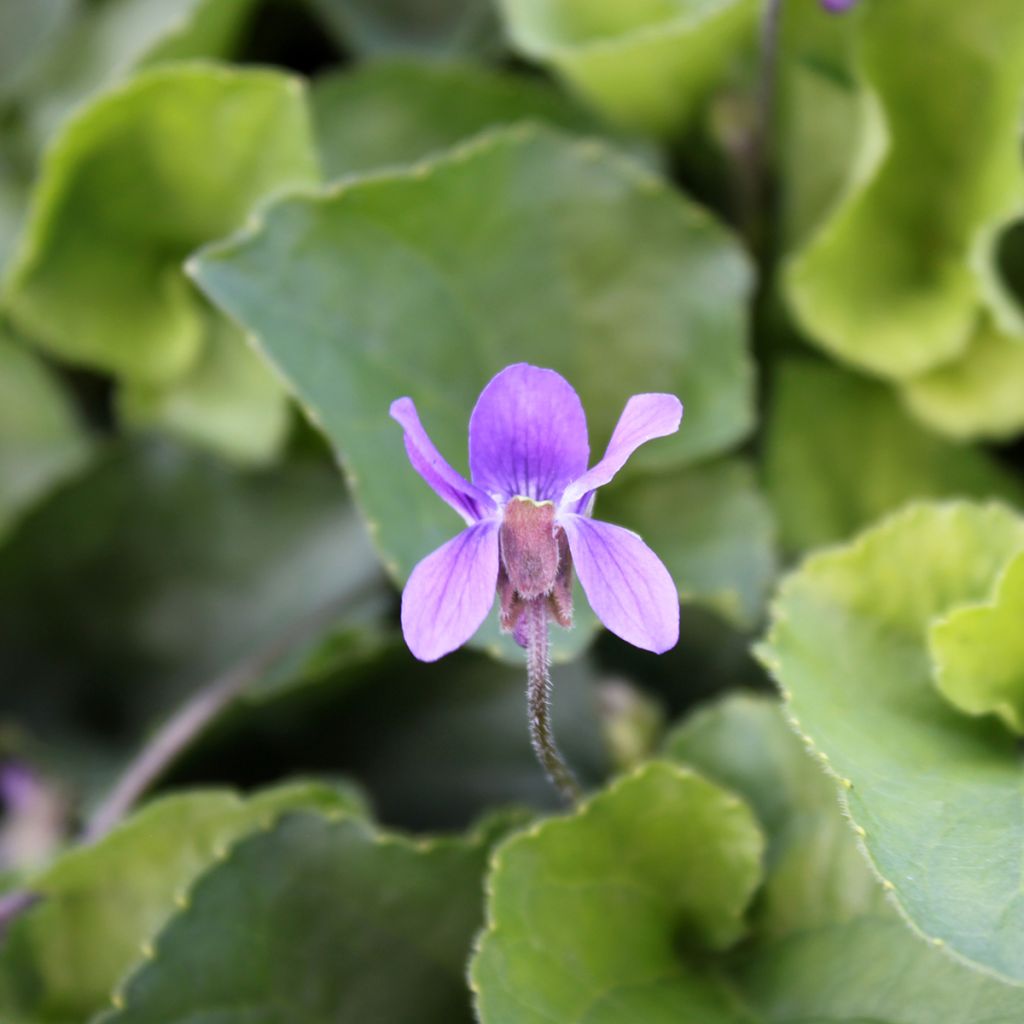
[0,440,383,744]
[18,0,257,151]
[775,0,860,251]
[4,64,318,461]
[0,0,72,100]
[0,780,364,1024]
[930,549,1024,734]
[471,761,764,1024]
[765,359,1024,552]
[499,0,757,137]
[118,314,291,465]
[102,810,513,1024]
[191,125,754,652]
[600,458,776,629]
[731,916,1024,1024]
[309,0,502,59]
[311,59,605,180]
[786,0,1024,380]
[0,331,92,544]
[664,694,884,940]
[759,501,1024,982]
[903,319,1024,441]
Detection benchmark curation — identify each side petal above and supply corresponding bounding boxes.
[391,397,496,523]
[560,394,682,508]
[469,363,589,503]
[560,514,679,654]
[401,520,500,661]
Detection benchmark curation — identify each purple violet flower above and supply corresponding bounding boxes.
[821,0,859,12]
[390,363,683,663]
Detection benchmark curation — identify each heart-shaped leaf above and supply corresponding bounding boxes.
[471,761,764,1023]
[759,501,1024,982]
[191,125,755,653]
[4,64,318,461]
[499,0,757,136]
[786,0,1024,380]
[0,781,364,1024]
[102,810,519,1024]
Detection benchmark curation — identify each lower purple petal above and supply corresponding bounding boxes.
[560,514,679,654]
[560,394,682,509]
[400,520,500,661]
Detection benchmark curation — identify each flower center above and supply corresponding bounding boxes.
[497,497,573,643]
[499,497,560,599]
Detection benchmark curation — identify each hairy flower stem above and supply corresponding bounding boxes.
[525,599,582,805]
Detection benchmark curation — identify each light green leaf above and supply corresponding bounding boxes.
[601,458,776,629]
[118,314,291,465]
[309,0,502,59]
[0,781,364,1024]
[0,332,92,543]
[6,63,316,380]
[664,695,884,939]
[312,58,604,179]
[0,440,384,743]
[765,360,1023,552]
[499,0,757,137]
[930,549,1024,734]
[103,810,515,1024]
[786,0,1024,380]
[471,761,764,1024]
[4,64,318,462]
[191,125,754,651]
[18,0,257,151]
[903,319,1024,441]
[759,501,1024,982]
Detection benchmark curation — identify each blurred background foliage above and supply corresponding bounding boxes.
[0,0,1023,1021]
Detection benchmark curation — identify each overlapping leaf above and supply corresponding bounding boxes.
[311,59,604,179]
[102,810,520,1024]
[4,64,318,461]
[765,360,1023,552]
[759,501,1024,982]
[472,762,764,1023]
[499,0,757,136]
[786,0,1024,381]
[192,125,755,654]
[0,781,364,1024]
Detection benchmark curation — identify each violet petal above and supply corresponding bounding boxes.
[390,397,496,523]
[400,519,500,661]
[469,363,589,502]
[561,394,682,509]
[560,514,679,654]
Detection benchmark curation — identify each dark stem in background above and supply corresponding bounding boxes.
[739,0,785,253]
[0,581,378,942]
[525,599,581,805]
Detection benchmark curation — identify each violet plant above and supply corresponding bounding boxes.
[392,363,682,799]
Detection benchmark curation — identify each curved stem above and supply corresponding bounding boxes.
[525,599,582,805]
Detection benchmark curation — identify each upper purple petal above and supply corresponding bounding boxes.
[821,0,858,10]
[559,514,679,654]
[391,397,497,524]
[560,394,682,509]
[400,519,500,661]
[468,364,589,503]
